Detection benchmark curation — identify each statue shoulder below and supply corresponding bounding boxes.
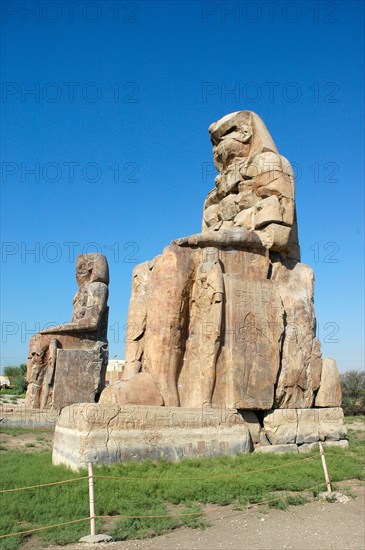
[246,151,292,177]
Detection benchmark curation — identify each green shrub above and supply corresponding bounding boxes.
[341,370,365,416]
[2,364,27,396]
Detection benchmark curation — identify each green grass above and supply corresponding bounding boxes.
[0,430,363,549]
[0,390,26,397]
[0,427,53,437]
[344,415,365,425]
[35,436,49,443]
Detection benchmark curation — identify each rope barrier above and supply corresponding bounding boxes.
[237,482,327,509]
[0,481,329,540]
[0,518,90,540]
[96,481,327,518]
[0,476,88,494]
[0,456,318,494]
[0,446,335,541]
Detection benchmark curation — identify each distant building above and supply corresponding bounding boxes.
[105,359,125,385]
[0,376,11,389]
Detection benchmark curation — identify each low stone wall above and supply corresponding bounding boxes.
[0,405,59,429]
[52,404,348,470]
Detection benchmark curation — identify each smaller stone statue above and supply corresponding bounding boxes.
[25,253,109,410]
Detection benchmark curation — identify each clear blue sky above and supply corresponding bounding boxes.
[1,0,364,374]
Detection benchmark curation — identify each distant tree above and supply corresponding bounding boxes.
[3,364,27,393]
[340,370,365,416]
[19,364,27,376]
[14,375,27,393]
[3,366,20,385]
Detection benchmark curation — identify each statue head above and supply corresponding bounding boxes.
[75,254,109,286]
[209,111,278,171]
[28,341,48,366]
[239,125,253,143]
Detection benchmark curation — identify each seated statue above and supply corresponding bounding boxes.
[25,253,109,410]
[100,111,339,411]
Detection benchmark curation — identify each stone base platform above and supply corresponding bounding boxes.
[52,404,253,469]
[52,404,348,470]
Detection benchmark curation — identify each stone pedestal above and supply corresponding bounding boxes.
[52,404,253,470]
[52,404,347,470]
[263,407,348,446]
[52,347,107,409]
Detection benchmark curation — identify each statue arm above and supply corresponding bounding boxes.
[40,283,108,334]
[40,323,76,334]
[40,321,101,334]
[172,227,262,248]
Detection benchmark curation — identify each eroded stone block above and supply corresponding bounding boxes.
[53,404,253,470]
[255,444,299,454]
[263,409,297,445]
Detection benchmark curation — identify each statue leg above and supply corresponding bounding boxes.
[143,245,196,406]
[40,338,58,409]
[181,253,224,407]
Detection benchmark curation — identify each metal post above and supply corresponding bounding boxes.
[88,462,96,536]
[319,442,332,494]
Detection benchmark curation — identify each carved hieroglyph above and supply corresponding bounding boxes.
[25,254,109,409]
[100,111,341,411]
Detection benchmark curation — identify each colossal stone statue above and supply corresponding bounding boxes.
[52,111,346,469]
[25,253,109,410]
[100,111,341,411]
